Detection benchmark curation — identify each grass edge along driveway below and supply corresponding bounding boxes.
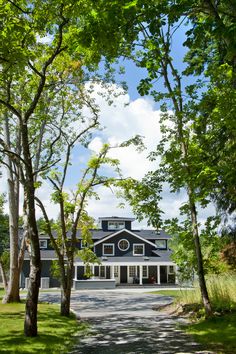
[0,292,87,354]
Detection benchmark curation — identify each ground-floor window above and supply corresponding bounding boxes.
[100,266,106,278]
[143,265,148,278]
[129,266,136,277]
[114,266,119,277]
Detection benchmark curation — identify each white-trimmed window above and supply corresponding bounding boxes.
[133,244,144,256]
[143,265,148,278]
[114,266,119,277]
[155,239,167,249]
[129,266,136,277]
[169,265,175,274]
[100,266,106,278]
[103,243,114,256]
[118,239,130,251]
[108,221,125,230]
[39,240,47,249]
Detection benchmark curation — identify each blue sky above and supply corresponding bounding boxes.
[0,21,215,229]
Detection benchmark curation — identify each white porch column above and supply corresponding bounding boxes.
[110,265,115,279]
[74,265,78,280]
[91,265,95,277]
[157,265,160,284]
[139,265,143,285]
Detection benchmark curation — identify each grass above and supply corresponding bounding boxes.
[150,275,236,353]
[0,300,87,353]
[186,311,236,354]
[149,289,185,298]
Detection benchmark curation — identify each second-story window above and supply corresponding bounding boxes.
[118,239,129,251]
[133,244,144,256]
[155,240,167,249]
[103,243,114,256]
[39,240,47,249]
[108,221,125,230]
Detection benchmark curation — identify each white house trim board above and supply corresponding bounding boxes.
[74,261,175,266]
[93,228,158,248]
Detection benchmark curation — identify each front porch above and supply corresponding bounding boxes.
[74,263,177,287]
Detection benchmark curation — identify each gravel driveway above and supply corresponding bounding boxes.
[39,289,215,354]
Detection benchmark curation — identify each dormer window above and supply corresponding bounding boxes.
[108,221,125,230]
[39,240,47,249]
[155,239,167,250]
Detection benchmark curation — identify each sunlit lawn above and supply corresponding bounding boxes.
[0,294,87,353]
[186,312,236,354]
[148,289,186,298]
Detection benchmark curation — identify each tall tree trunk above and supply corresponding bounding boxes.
[60,261,73,316]
[0,258,8,291]
[21,122,41,337]
[188,190,212,317]
[2,114,20,303]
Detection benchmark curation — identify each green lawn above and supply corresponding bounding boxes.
[186,312,236,354]
[0,300,87,353]
[148,289,184,298]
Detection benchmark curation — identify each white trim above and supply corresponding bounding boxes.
[93,228,157,248]
[133,243,144,256]
[118,239,130,251]
[102,243,115,256]
[74,260,175,266]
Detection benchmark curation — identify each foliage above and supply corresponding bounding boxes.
[177,274,236,313]
[0,301,87,353]
[166,216,229,282]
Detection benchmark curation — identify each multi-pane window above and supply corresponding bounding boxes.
[155,239,167,249]
[39,240,47,249]
[114,266,119,277]
[108,221,125,230]
[129,266,136,277]
[143,266,148,278]
[169,265,175,274]
[133,244,144,256]
[118,239,129,251]
[103,244,114,256]
[100,266,105,278]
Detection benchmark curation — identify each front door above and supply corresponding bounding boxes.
[120,266,127,283]
[160,266,167,283]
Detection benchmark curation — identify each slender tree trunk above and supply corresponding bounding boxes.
[188,191,212,317]
[20,122,41,337]
[60,260,73,316]
[2,114,20,303]
[60,285,71,316]
[0,258,8,291]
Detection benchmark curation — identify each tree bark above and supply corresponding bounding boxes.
[2,114,20,303]
[60,261,73,316]
[21,122,41,337]
[0,258,8,291]
[188,191,212,317]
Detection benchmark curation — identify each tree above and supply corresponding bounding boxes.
[0,0,124,336]
[36,139,121,316]
[0,194,9,291]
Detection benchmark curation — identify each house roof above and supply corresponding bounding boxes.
[24,250,58,260]
[99,216,135,221]
[74,254,173,263]
[93,228,158,248]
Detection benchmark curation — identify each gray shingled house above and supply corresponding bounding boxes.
[21,216,177,289]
